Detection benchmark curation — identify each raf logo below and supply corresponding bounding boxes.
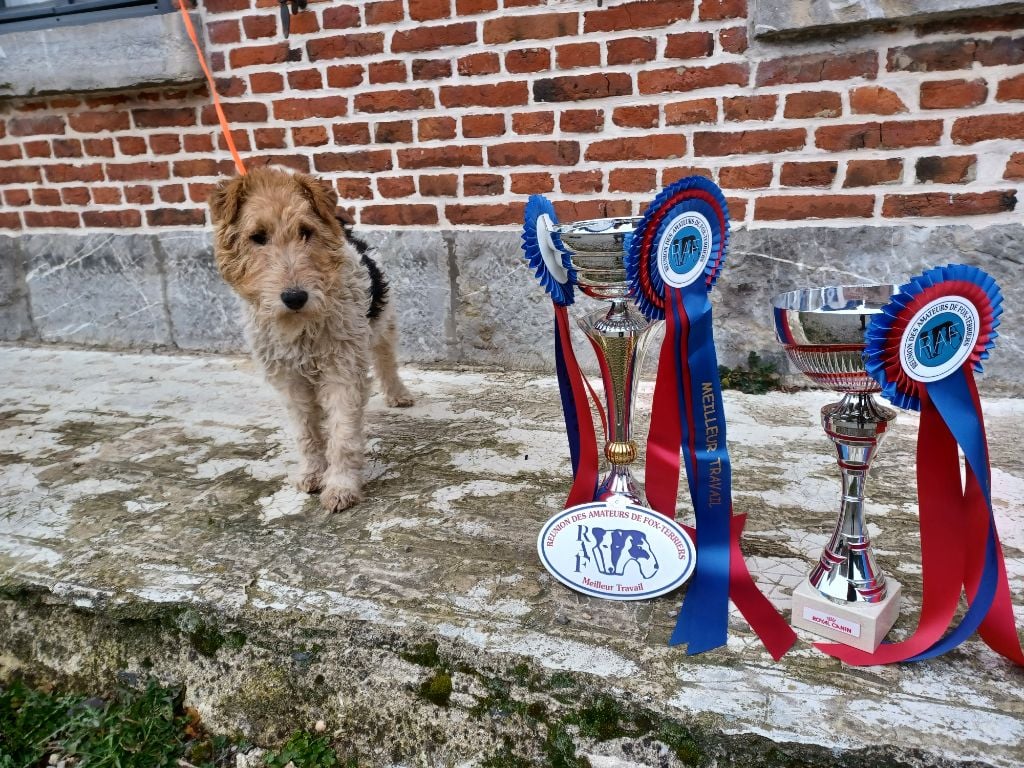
[669,232,700,270]
[917,318,962,362]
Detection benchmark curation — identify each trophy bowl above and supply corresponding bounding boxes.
[555,217,642,300]
[771,285,903,649]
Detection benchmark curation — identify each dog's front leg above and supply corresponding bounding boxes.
[265,367,327,494]
[318,363,369,513]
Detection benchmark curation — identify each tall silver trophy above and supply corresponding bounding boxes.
[554,218,660,505]
[772,285,903,651]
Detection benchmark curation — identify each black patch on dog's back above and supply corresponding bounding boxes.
[338,217,389,321]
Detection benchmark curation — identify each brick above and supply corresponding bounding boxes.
[33,188,62,206]
[418,117,457,141]
[489,141,580,166]
[159,185,186,204]
[202,102,268,124]
[413,58,453,80]
[375,120,414,143]
[149,134,182,154]
[82,210,142,227]
[953,114,1024,144]
[218,129,251,153]
[307,33,384,61]
[915,12,1024,34]
[68,111,130,132]
[883,191,1015,217]
[23,141,50,159]
[253,127,286,148]
[183,135,214,153]
[511,172,554,194]
[996,74,1024,102]
[355,89,433,113]
[204,0,247,12]
[147,209,206,227]
[724,94,776,121]
[377,176,417,198]
[484,13,577,43]
[662,167,714,186]
[694,128,805,156]
[419,174,458,196]
[326,64,365,88]
[850,85,907,115]
[719,26,747,54]
[664,32,714,60]
[365,0,403,24]
[288,10,319,34]
[314,150,392,172]
[242,14,277,38]
[392,22,476,52]
[887,40,973,72]
[844,159,903,187]
[783,91,842,119]
[607,37,657,65]
[442,82,529,108]
[84,138,115,157]
[61,187,91,205]
[586,135,686,162]
[446,203,524,225]
[665,98,717,125]
[462,114,505,137]
[639,63,748,94]
[3,189,30,206]
[173,159,238,177]
[43,163,102,183]
[976,36,1024,67]
[336,178,373,199]
[780,161,838,187]
[323,4,360,28]
[214,76,246,97]
[506,48,551,74]
[560,170,603,194]
[815,120,942,151]
[458,52,500,76]
[287,68,323,90]
[464,173,504,196]
[333,122,371,144]
[290,126,327,147]
[362,204,438,225]
[369,60,407,84]
[397,146,484,168]
[609,168,657,193]
[1004,152,1024,179]
[915,155,976,184]
[133,108,195,128]
[92,187,122,204]
[0,145,22,162]
[556,43,600,69]
[700,0,745,20]
[534,73,632,102]
[8,116,65,136]
[117,136,147,155]
[719,163,771,189]
[409,0,450,21]
[612,105,659,128]
[512,111,555,135]
[756,194,874,220]
[188,183,217,204]
[561,109,604,133]
[250,72,284,93]
[584,0,692,32]
[229,43,289,67]
[757,51,877,86]
[457,0,496,12]
[25,211,79,228]
[0,213,21,230]
[274,97,348,119]
[553,200,632,221]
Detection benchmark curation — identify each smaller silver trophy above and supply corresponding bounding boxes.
[772,285,903,651]
[553,217,659,505]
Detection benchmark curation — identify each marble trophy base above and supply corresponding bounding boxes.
[791,577,902,652]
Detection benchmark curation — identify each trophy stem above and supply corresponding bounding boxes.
[811,392,898,604]
[577,299,659,506]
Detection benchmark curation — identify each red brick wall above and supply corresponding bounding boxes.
[2,0,1023,231]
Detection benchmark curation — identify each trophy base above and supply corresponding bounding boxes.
[791,577,902,652]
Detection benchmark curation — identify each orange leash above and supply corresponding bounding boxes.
[177,0,247,176]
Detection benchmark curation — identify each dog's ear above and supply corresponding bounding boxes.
[209,175,247,226]
[295,173,340,229]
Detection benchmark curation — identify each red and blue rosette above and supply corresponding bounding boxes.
[626,178,796,660]
[818,264,1023,667]
[522,196,599,508]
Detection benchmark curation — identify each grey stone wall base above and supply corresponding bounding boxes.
[1,224,1022,393]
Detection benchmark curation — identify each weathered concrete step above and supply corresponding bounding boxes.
[0,346,1021,767]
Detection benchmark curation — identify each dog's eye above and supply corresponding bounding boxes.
[250,231,267,246]
[299,226,314,242]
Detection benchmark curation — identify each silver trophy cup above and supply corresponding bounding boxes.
[554,217,660,506]
[772,285,903,649]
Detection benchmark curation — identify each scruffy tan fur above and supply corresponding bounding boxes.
[209,166,413,512]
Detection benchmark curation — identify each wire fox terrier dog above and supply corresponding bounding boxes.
[209,166,414,513]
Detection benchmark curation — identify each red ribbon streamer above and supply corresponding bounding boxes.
[554,305,600,508]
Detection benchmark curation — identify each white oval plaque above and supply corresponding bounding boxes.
[537,501,696,601]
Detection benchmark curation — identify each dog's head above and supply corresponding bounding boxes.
[209,166,345,326]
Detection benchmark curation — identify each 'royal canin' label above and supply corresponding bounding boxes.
[802,607,861,638]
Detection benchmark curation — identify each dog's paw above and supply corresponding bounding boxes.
[320,483,363,513]
[386,390,415,408]
[295,469,324,494]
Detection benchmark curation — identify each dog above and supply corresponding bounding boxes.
[208,166,414,512]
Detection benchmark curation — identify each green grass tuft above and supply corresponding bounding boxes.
[417,671,452,707]
[718,352,781,394]
[264,731,340,768]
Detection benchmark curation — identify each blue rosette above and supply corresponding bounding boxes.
[625,176,730,320]
[865,264,1002,411]
[521,195,575,306]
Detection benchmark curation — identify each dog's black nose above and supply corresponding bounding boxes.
[281,289,308,310]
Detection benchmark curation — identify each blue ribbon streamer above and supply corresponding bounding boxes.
[554,315,581,480]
